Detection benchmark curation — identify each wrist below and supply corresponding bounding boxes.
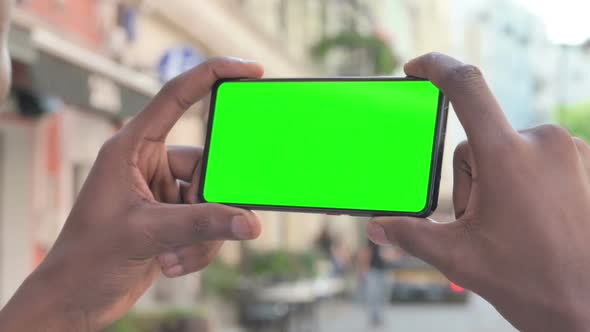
[483,282,590,332]
[0,259,92,332]
[556,298,590,332]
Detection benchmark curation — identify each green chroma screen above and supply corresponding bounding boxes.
[203,80,441,214]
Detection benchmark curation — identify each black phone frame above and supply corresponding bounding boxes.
[198,77,449,217]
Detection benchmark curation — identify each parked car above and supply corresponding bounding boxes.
[389,256,468,303]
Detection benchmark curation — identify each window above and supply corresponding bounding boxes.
[116,3,137,43]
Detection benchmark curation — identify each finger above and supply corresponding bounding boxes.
[573,137,590,155]
[367,217,465,277]
[168,147,203,203]
[178,178,201,204]
[127,57,264,142]
[168,146,203,182]
[141,203,262,252]
[453,141,476,219]
[150,155,181,204]
[404,53,517,153]
[167,145,203,203]
[177,179,193,203]
[158,241,223,278]
[573,137,590,176]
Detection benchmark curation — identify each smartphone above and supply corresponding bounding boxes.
[199,78,449,217]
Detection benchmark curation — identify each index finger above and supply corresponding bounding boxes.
[126,57,264,142]
[404,53,517,153]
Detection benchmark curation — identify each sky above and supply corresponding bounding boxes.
[513,0,590,45]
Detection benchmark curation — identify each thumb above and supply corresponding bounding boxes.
[367,217,463,276]
[138,203,262,255]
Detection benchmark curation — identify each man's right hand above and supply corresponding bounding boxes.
[367,53,590,331]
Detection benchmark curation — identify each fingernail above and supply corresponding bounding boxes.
[226,56,256,64]
[231,215,253,240]
[367,222,389,246]
[159,252,179,268]
[164,265,183,278]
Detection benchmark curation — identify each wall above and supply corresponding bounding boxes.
[0,121,34,305]
[20,0,103,48]
[557,46,590,107]
[121,9,204,77]
[60,106,116,227]
[450,0,555,130]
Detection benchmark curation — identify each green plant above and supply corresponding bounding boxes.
[250,250,293,280]
[105,308,207,332]
[311,31,398,75]
[201,259,241,299]
[107,314,140,332]
[248,250,320,281]
[556,101,590,143]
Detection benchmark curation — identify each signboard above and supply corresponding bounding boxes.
[33,53,151,118]
[158,46,204,83]
[88,74,122,115]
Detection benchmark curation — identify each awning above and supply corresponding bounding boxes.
[8,10,159,119]
[32,52,151,119]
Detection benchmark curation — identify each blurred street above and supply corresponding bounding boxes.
[317,296,516,332]
[219,294,518,332]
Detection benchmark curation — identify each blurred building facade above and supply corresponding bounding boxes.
[556,44,590,107]
[0,0,320,307]
[473,0,555,129]
[447,0,577,129]
[379,0,451,63]
[1,0,158,306]
[232,0,400,76]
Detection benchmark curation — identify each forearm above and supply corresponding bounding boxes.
[477,278,590,332]
[502,301,590,332]
[0,265,90,332]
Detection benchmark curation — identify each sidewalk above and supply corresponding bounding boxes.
[212,299,372,332]
[217,295,516,332]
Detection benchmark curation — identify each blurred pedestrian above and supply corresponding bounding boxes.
[358,240,388,327]
[316,225,333,259]
[316,226,351,276]
[331,236,352,276]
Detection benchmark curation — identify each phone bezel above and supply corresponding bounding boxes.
[198,77,449,217]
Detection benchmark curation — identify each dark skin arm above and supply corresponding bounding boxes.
[368,53,590,331]
[0,57,265,331]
